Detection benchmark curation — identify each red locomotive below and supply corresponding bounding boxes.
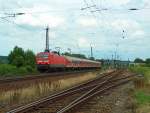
[36,27,101,72]
[36,51,101,71]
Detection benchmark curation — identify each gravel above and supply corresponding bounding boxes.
[75,81,135,113]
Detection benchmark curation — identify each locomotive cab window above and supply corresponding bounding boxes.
[37,54,49,58]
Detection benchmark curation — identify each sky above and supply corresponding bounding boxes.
[0,0,150,61]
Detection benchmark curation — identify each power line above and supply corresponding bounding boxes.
[82,0,103,29]
[0,12,45,32]
[0,8,83,15]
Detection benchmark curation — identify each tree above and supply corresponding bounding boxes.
[8,46,36,68]
[8,46,25,67]
[71,54,87,59]
[0,60,3,64]
[24,50,36,68]
[145,58,150,66]
[145,58,150,64]
[12,56,24,67]
[134,58,144,63]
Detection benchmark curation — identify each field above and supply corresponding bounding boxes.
[129,66,150,113]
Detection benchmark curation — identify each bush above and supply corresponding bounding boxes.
[24,50,36,68]
[0,64,38,77]
[0,60,3,64]
[0,64,17,76]
[12,56,24,67]
[8,46,25,67]
[25,65,38,73]
[8,46,36,68]
[17,67,28,75]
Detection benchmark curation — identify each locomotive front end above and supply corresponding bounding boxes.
[36,52,50,71]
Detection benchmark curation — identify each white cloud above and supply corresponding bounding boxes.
[77,17,97,27]
[17,3,54,14]
[14,4,66,27]
[0,0,150,60]
[101,0,130,6]
[132,30,145,37]
[50,32,56,39]
[77,37,90,48]
[111,19,141,31]
[109,0,130,5]
[15,14,65,27]
[134,30,145,36]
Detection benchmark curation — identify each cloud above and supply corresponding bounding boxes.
[49,32,56,39]
[111,19,140,31]
[109,0,130,5]
[77,17,97,27]
[14,4,66,27]
[15,14,65,27]
[0,0,150,60]
[101,0,131,6]
[77,37,90,48]
[132,30,145,37]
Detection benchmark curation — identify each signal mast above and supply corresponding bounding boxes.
[45,26,50,52]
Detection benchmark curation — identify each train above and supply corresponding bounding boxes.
[35,27,101,72]
[36,51,101,72]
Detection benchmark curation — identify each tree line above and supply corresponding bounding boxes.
[134,58,150,66]
[8,46,36,68]
[0,46,94,77]
[0,46,37,77]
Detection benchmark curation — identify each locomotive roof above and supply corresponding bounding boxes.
[37,52,100,64]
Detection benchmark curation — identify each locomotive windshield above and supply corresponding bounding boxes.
[37,54,49,58]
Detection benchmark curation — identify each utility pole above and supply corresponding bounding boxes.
[114,51,117,60]
[45,26,49,52]
[90,45,93,58]
[112,54,114,60]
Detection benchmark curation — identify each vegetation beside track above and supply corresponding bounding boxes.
[129,65,150,112]
[0,64,38,77]
[0,46,38,77]
[0,46,99,77]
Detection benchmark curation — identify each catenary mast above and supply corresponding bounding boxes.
[45,26,50,52]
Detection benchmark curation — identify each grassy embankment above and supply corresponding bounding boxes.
[129,66,150,112]
[0,64,38,77]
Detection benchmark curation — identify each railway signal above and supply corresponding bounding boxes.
[122,30,125,39]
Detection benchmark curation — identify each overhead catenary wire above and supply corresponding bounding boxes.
[82,0,104,30]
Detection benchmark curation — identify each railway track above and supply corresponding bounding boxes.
[6,70,135,113]
[0,70,98,85]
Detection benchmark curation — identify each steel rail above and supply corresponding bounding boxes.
[6,70,117,113]
[57,78,132,113]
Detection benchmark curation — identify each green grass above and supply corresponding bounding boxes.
[129,65,150,106]
[0,64,38,77]
[135,90,150,105]
[129,66,150,83]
